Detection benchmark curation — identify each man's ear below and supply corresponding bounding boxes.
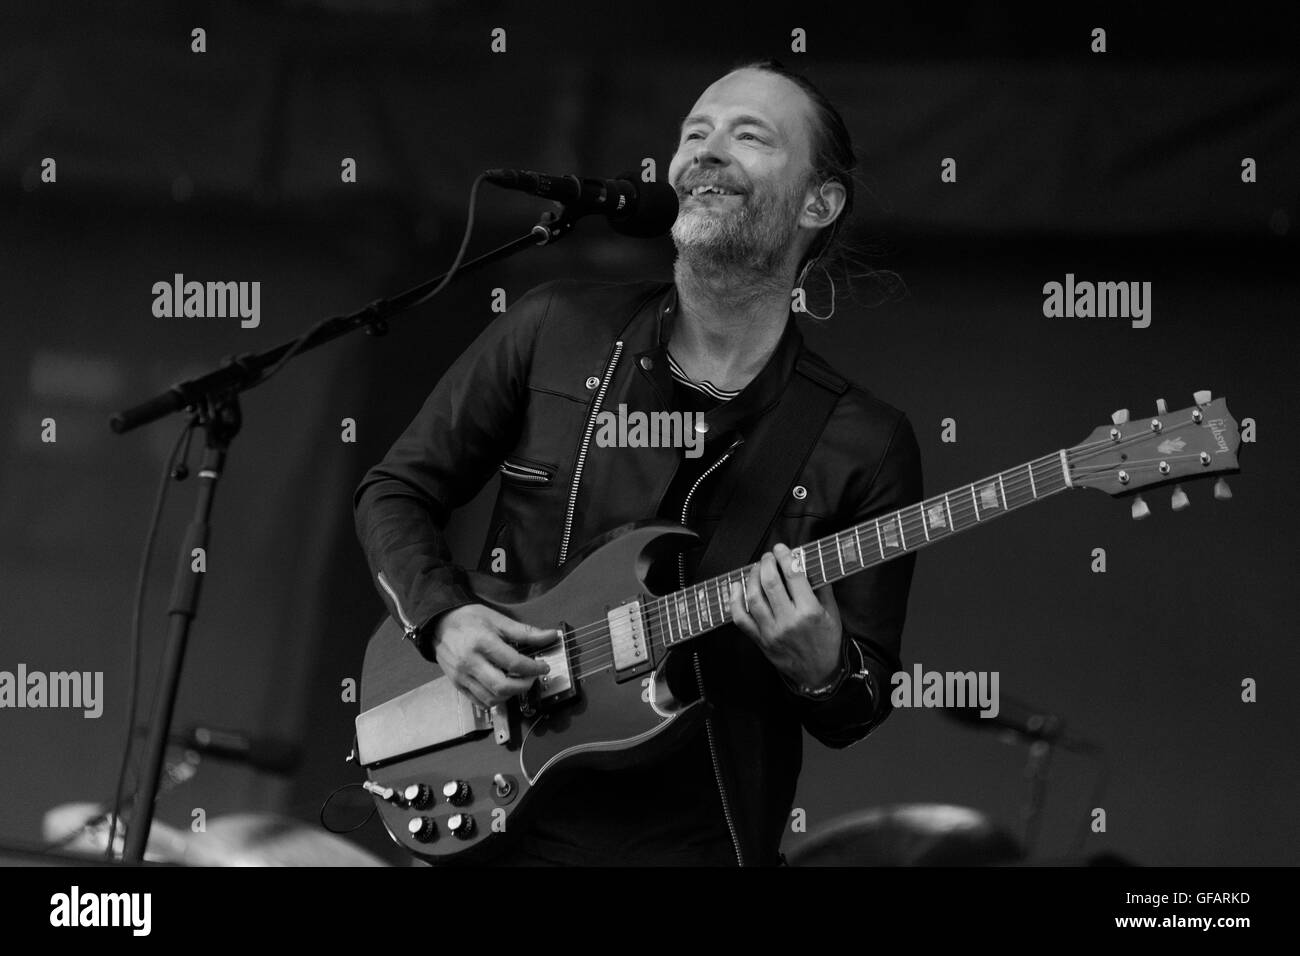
[802,180,846,229]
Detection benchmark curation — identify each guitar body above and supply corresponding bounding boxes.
[357,521,706,864]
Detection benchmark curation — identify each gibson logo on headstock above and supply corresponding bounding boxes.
[1208,419,1230,453]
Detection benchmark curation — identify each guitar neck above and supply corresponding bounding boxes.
[649,449,1076,652]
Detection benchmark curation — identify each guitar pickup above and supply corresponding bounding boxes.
[607,600,652,680]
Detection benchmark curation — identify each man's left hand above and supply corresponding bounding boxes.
[728,542,843,689]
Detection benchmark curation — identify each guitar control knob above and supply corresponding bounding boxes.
[447,813,476,840]
[442,780,472,806]
[407,816,437,843]
[403,783,434,810]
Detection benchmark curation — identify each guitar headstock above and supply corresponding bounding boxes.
[1067,390,1240,517]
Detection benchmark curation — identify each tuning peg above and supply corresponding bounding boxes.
[1213,478,1232,500]
[1111,408,1129,425]
[1156,398,1168,415]
[1170,485,1190,511]
[1131,495,1151,520]
[1193,389,1212,405]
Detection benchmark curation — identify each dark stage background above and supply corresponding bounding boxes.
[1,3,1296,866]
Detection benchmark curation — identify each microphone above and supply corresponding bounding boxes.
[942,695,1066,743]
[484,168,679,237]
[176,725,302,774]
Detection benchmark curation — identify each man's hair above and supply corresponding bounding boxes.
[730,57,903,311]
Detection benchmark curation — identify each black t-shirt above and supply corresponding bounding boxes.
[490,356,741,866]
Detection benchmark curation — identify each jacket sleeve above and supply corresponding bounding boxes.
[785,411,923,748]
[353,280,560,655]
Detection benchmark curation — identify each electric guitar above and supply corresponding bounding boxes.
[355,391,1241,863]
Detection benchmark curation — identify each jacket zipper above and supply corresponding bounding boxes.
[679,436,745,867]
[376,570,419,643]
[557,341,623,566]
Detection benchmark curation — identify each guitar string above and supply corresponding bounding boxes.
[536,429,1214,672]
[562,459,1170,682]
[537,420,1204,657]
[556,463,1185,680]
[535,431,1216,677]
[545,441,1094,652]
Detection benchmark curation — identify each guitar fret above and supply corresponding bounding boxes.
[897,512,907,550]
[854,526,864,568]
[1028,462,1038,499]
[998,473,1008,510]
[875,521,885,559]
[919,502,931,542]
[970,484,980,521]
[944,494,954,532]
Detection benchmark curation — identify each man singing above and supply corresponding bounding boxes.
[355,58,922,866]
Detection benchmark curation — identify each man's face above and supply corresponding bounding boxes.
[669,68,817,278]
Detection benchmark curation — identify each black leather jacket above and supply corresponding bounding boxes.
[354,277,923,866]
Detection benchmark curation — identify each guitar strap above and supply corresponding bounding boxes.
[694,355,847,579]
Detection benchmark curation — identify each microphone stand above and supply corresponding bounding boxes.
[1020,738,1054,856]
[111,206,581,864]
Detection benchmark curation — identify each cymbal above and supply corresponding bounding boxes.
[42,803,388,867]
[188,814,388,866]
[785,803,1024,866]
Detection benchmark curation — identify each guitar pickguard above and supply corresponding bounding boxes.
[517,663,693,784]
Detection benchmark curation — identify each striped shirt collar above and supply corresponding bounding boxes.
[665,350,741,402]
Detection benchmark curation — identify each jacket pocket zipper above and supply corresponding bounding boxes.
[499,458,555,485]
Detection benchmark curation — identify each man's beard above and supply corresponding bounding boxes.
[671,179,803,279]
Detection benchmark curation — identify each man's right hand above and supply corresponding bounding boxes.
[430,604,555,708]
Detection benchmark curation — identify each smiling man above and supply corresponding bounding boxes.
[354,58,923,866]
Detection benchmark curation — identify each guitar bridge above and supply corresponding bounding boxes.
[530,625,575,705]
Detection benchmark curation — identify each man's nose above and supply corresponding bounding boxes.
[691,129,732,166]
[692,149,727,168]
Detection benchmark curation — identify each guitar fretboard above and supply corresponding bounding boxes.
[642,450,1074,651]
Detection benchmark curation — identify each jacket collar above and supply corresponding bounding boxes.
[633,282,804,446]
